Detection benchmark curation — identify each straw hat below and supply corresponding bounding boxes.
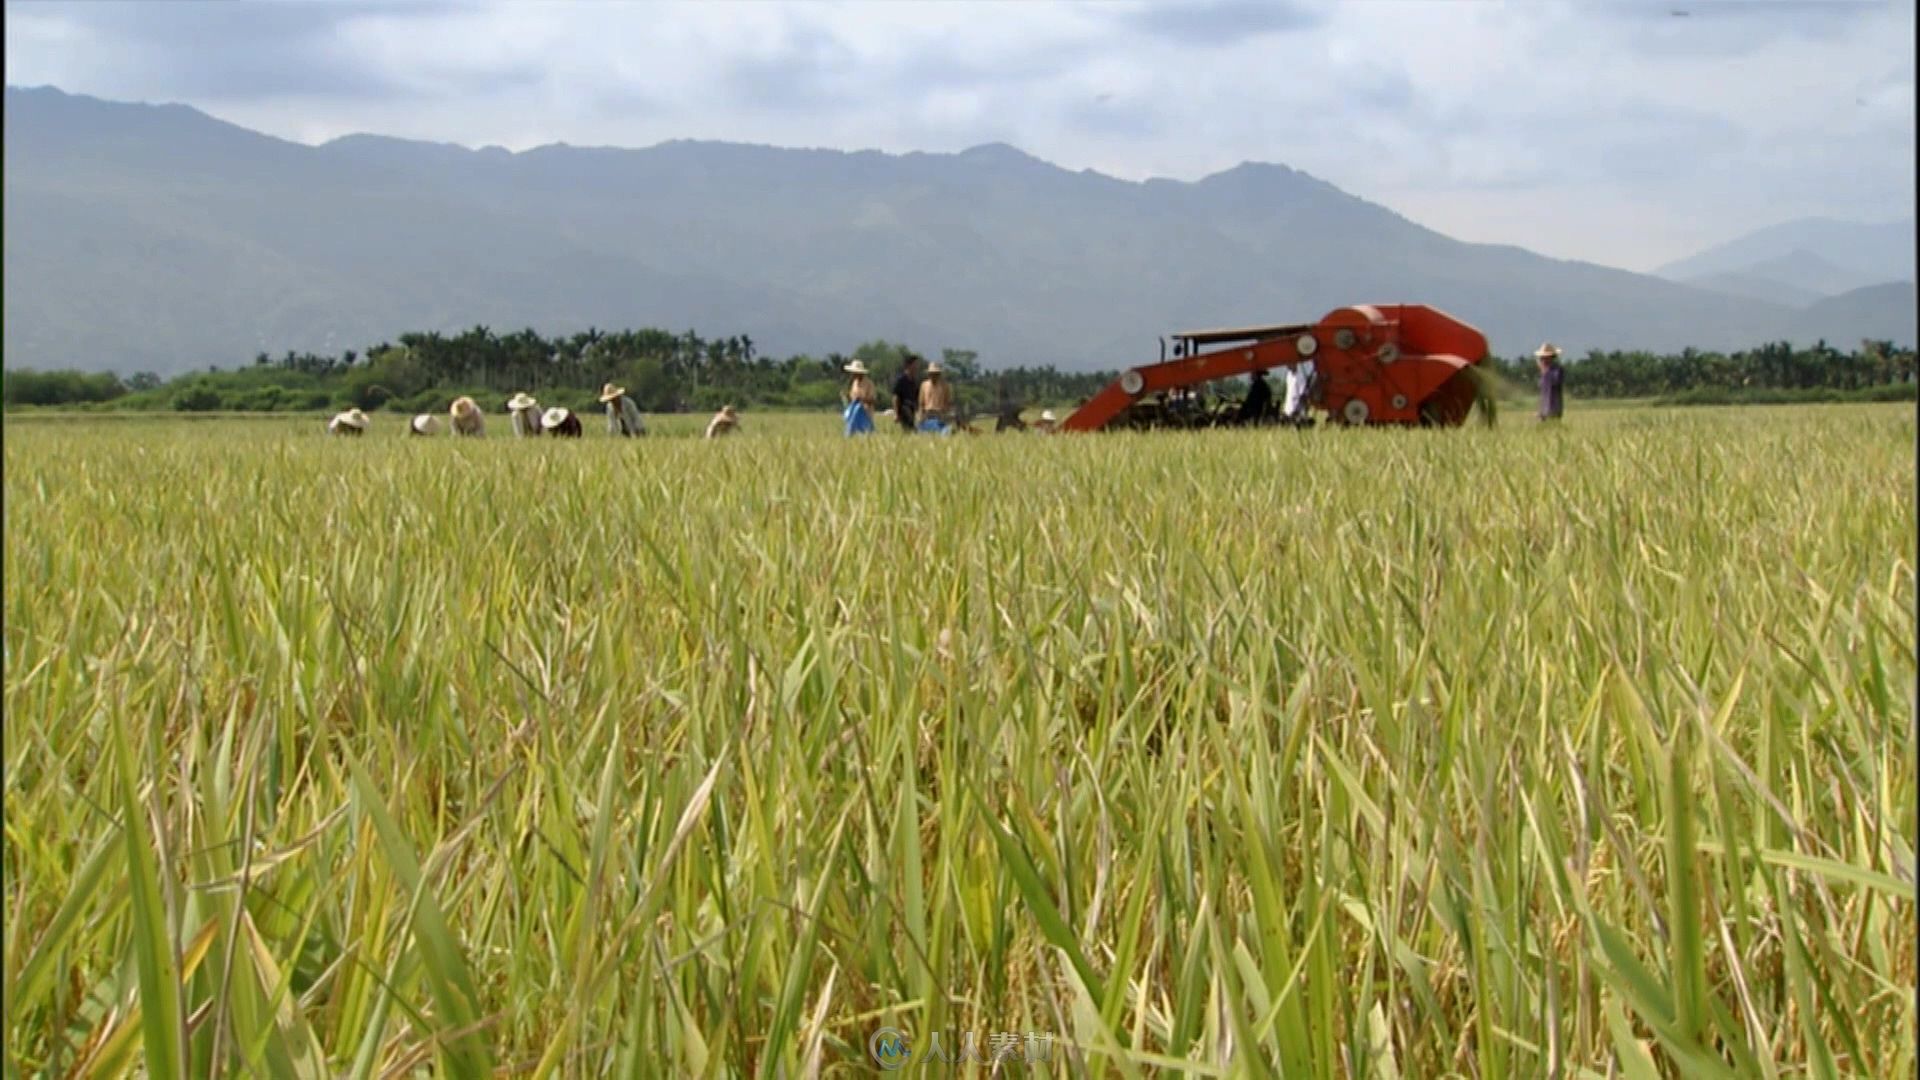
[1040,409,1057,423]
[332,408,369,430]
[411,413,442,435]
[926,361,944,375]
[720,404,738,417]
[450,396,479,417]
[507,391,538,411]
[843,360,869,376]
[1534,342,1561,359]
[598,382,625,403]
[541,407,571,429]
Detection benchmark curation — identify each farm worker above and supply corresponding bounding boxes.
[705,404,741,439]
[507,391,543,437]
[449,395,485,436]
[327,408,369,436]
[600,383,648,436]
[542,406,583,437]
[1238,370,1273,424]
[1536,343,1565,421]
[917,361,954,435]
[1282,361,1315,421]
[842,360,877,436]
[409,413,443,436]
[1032,409,1060,434]
[892,354,921,432]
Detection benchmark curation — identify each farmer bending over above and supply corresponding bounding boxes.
[600,383,648,436]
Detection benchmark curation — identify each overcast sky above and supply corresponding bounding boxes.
[5,0,1913,271]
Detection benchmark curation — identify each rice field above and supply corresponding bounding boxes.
[3,404,1914,1077]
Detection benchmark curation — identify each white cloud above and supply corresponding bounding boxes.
[3,0,1912,270]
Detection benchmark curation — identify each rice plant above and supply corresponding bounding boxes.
[3,404,1912,1076]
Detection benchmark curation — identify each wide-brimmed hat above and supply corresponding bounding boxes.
[507,391,538,411]
[843,360,869,375]
[450,396,479,416]
[333,408,369,430]
[541,407,571,429]
[411,413,442,435]
[926,361,944,375]
[1535,342,1561,359]
[1040,409,1057,423]
[598,383,625,403]
[720,404,738,416]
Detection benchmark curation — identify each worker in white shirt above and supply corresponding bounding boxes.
[599,383,647,436]
[1282,360,1317,423]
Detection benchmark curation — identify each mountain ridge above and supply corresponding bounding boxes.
[1655,216,1915,290]
[5,85,1912,376]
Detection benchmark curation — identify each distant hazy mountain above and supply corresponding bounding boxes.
[4,85,1912,376]
[1680,270,1824,309]
[1657,218,1916,303]
[1789,283,1920,346]
[1681,248,1871,307]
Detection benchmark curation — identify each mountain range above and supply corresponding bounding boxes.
[1655,218,1914,306]
[3,85,1913,377]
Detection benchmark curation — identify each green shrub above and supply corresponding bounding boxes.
[170,383,224,412]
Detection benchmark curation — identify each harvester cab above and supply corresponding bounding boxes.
[1060,304,1491,432]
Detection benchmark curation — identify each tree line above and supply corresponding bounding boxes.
[4,325,1914,412]
[2,325,1118,416]
[1487,339,1916,401]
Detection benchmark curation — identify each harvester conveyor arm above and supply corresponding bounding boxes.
[1058,305,1489,432]
[1059,330,1313,432]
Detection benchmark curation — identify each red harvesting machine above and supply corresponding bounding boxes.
[1059,304,1492,431]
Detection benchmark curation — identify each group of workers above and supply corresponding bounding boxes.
[841,353,1065,436]
[325,382,741,439]
[841,353,977,436]
[839,353,1319,435]
[1230,362,1317,426]
[326,341,1568,438]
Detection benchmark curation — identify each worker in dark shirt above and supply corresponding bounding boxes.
[1238,369,1273,425]
[893,354,920,432]
[1535,343,1565,420]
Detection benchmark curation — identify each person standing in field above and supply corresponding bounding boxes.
[327,408,369,436]
[843,360,877,436]
[450,396,485,436]
[1536,343,1565,421]
[705,404,741,438]
[507,392,544,437]
[1282,361,1316,423]
[892,354,920,432]
[600,383,647,436]
[917,360,954,435]
[1238,369,1274,425]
